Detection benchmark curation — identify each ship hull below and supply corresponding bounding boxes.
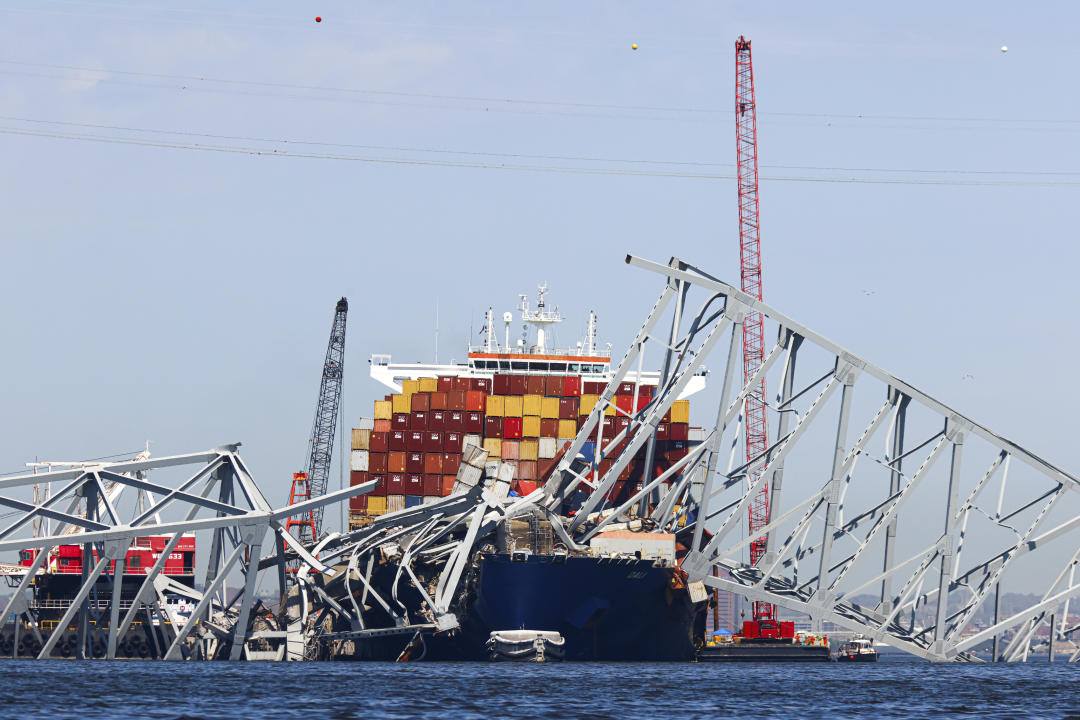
[424,553,705,661]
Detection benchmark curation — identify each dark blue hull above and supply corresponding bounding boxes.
[429,553,705,661]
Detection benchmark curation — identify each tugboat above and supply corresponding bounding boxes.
[836,635,878,662]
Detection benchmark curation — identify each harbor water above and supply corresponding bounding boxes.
[1,657,1077,719]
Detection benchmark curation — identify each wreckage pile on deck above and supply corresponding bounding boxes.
[275,443,707,661]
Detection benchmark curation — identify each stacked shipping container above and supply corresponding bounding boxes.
[348,374,694,525]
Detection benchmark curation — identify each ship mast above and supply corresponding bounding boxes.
[519,283,562,353]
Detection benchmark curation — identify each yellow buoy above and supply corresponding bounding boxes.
[631,44,638,50]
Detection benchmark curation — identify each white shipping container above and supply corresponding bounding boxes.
[538,437,558,459]
[350,450,369,472]
[689,427,706,442]
[358,417,375,430]
[463,434,483,451]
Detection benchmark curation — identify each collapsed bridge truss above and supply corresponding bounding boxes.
[540,255,1080,662]
[0,445,371,660]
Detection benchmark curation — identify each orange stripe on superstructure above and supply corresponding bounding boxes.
[467,352,610,362]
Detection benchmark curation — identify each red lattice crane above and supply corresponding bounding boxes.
[735,36,774,623]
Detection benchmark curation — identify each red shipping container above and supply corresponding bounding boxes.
[540,419,558,437]
[424,431,443,453]
[584,381,605,394]
[453,376,472,392]
[407,431,425,451]
[447,391,467,412]
[743,621,759,639]
[465,390,486,412]
[615,395,635,415]
[514,480,538,496]
[494,374,511,395]
[537,459,556,480]
[471,377,492,393]
[429,411,447,430]
[389,430,407,451]
[517,460,537,480]
[618,382,635,396]
[559,397,578,419]
[601,417,616,435]
[615,416,631,432]
[668,440,689,462]
[388,451,407,473]
[406,452,425,474]
[442,453,461,475]
[370,431,389,453]
[392,413,410,430]
[441,475,456,495]
[444,431,464,453]
[350,470,368,486]
[349,494,368,512]
[368,474,387,497]
[405,474,424,496]
[465,412,485,433]
[503,417,523,439]
[373,419,392,433]
[424,453,443,474]
[509,375,527,395]
[780,621,795,639]
[526,375,545,395]
[423,474,441,496]
[438,376,454,392]
[447,411,465,432]
[368,453,388,473]
[562,376,582,397]
[485,416,504,438]
[387,473,406,494]
[638,385,655,399]
[669,423,689,442]
[410,411,428,431]
[544,376,563,397]
[430,392,448,411]
[636,395,652,412]
[656,423,670,440]
[411,393,430,412]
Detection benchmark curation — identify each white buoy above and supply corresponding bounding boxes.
[1001,45,1008,53]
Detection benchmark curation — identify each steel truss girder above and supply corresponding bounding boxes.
[568,255,1080,662]
[0,446,373,661]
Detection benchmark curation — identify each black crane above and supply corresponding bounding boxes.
[286,297,348,545]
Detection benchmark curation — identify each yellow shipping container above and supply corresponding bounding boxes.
[558,420,577,438]
[402,379,420,396]
[419,377,438,392]
[520,440,539,461]
[351,428,371,450]
[541,397,560,419]
[523,394,542,416]
[391,394,411,414]
[484,437,502,459]
[605,402,616,417]
[671,399,691,424]
[373,400,392,420]
[523,416,541,438]
[579,394,599,415]
[504,396,524,417]
[368,496,388,516]
[486,395,505,417]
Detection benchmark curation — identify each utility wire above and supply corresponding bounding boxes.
[4,115,1080,180]
[4,125,1079,187]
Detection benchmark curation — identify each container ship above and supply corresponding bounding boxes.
[340,286,710,661]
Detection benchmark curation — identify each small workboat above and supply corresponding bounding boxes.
[836,636,878,662]
[486,630,565,662]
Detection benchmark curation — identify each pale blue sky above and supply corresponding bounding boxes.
[2,1,1079,534]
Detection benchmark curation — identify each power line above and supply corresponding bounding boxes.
[4,125,1079,187]
[7,58,1080,128]
[4,114,1079,181]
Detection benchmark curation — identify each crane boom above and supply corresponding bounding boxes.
[288,297,348,542]
[735,36,774,623]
